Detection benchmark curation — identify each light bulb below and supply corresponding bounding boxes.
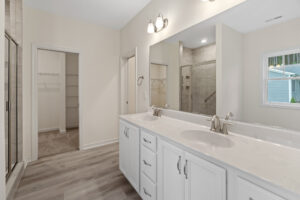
[155,14,164,31]
[147,21,155,34]
[201,38,208,44]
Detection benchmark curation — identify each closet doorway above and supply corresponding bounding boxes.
[5,33,19,179]
[32,47,80,160]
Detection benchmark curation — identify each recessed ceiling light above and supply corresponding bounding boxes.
[201,38,208,44]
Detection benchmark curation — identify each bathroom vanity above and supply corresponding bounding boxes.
[119,113,300,200]
[120,0,300,199]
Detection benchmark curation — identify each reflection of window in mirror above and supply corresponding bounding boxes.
[264,49,300,107]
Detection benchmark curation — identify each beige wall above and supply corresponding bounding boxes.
[121,0,246,112]
[242,18,300,131]
[0,0,6,198]
[23,6,120,161]
[127,56,136,114]
[216,24,243,119]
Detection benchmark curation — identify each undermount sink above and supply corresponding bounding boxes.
[181,130,234,148]
[142,114,158,121]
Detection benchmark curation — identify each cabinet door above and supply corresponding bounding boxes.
[237,177,285,200]
[119,121,128,175]
[127,124,140,192]
[157,140,185,200]
[185,152,226,200]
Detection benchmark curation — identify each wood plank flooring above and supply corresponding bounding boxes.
[14,143,141,200]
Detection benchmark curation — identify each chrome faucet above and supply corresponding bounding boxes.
[208,112,233,135]
[209,115,221,132]
[222,112,233,135]
[152,106,162,117]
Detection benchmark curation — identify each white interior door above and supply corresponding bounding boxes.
[127,56,136,114]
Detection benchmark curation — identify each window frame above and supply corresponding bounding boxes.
[262,48,300,109]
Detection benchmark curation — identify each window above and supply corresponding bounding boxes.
[264,49,300,107]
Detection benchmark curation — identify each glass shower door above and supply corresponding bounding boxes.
[5,36,9,177]
[5,33,18,179]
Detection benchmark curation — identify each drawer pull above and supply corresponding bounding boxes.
[143,188,152,197]
[143,138,152,144]
[177,156,182,174]
[143,160,152,167]
[184,160,188,179]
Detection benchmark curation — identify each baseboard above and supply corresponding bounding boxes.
[82,138,119,150]
[38,127,59,133]
[6,162,25,200]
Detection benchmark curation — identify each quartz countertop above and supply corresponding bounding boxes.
[120,112,300,197]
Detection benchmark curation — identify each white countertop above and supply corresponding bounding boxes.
[120,112,300,197]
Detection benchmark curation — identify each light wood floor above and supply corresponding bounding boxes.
[38,128,79,159]
[14,143,141,200]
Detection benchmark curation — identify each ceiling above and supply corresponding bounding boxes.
[166,0,300,49]
[24,0,151,30]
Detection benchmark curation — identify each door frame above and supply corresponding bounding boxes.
[120,47,138,114]
[31,44,82,161]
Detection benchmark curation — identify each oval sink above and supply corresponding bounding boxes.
[181,130,234,148]
[142,115,158,121]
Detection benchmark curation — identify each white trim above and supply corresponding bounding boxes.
[82,138,119,150]
[31,43,82,162]
[262,48,300,109]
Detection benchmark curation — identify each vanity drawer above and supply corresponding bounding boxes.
[237,177,285,200]
[141,145,156,183]
[141,130,156,152]
[141,174,156,200]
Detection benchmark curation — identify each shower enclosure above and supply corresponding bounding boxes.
[5,33,19,179]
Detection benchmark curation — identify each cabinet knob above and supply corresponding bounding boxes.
[143,160,152,167]
[143,188,152,197]
[143,138,151,144]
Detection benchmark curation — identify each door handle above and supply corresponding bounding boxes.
[184,160,188,179]
[177,156,182,174]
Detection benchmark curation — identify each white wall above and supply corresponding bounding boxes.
[0,0,7,198]
[23,6,120,161]
[216,24,243,119]
[120,0,246,112]
[242,18,300,131]
[37,49,66,133]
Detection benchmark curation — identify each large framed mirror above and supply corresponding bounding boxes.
[149,0,300,131]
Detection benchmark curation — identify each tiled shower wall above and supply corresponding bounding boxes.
[180,44,216,115]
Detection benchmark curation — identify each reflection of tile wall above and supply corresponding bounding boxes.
[151,64,167,107]
[180,44,216,115]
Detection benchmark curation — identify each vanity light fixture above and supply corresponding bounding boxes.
[147,13,168,34]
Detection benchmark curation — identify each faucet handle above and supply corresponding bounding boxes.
[225,112,233,120]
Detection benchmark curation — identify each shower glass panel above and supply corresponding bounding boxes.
[5,36,9,177]
[10,39,18,170]
[5,33,18,180]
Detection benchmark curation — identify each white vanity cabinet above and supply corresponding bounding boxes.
[157,139,226,200]
[119,120,140,192]
[236,177,285,200]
